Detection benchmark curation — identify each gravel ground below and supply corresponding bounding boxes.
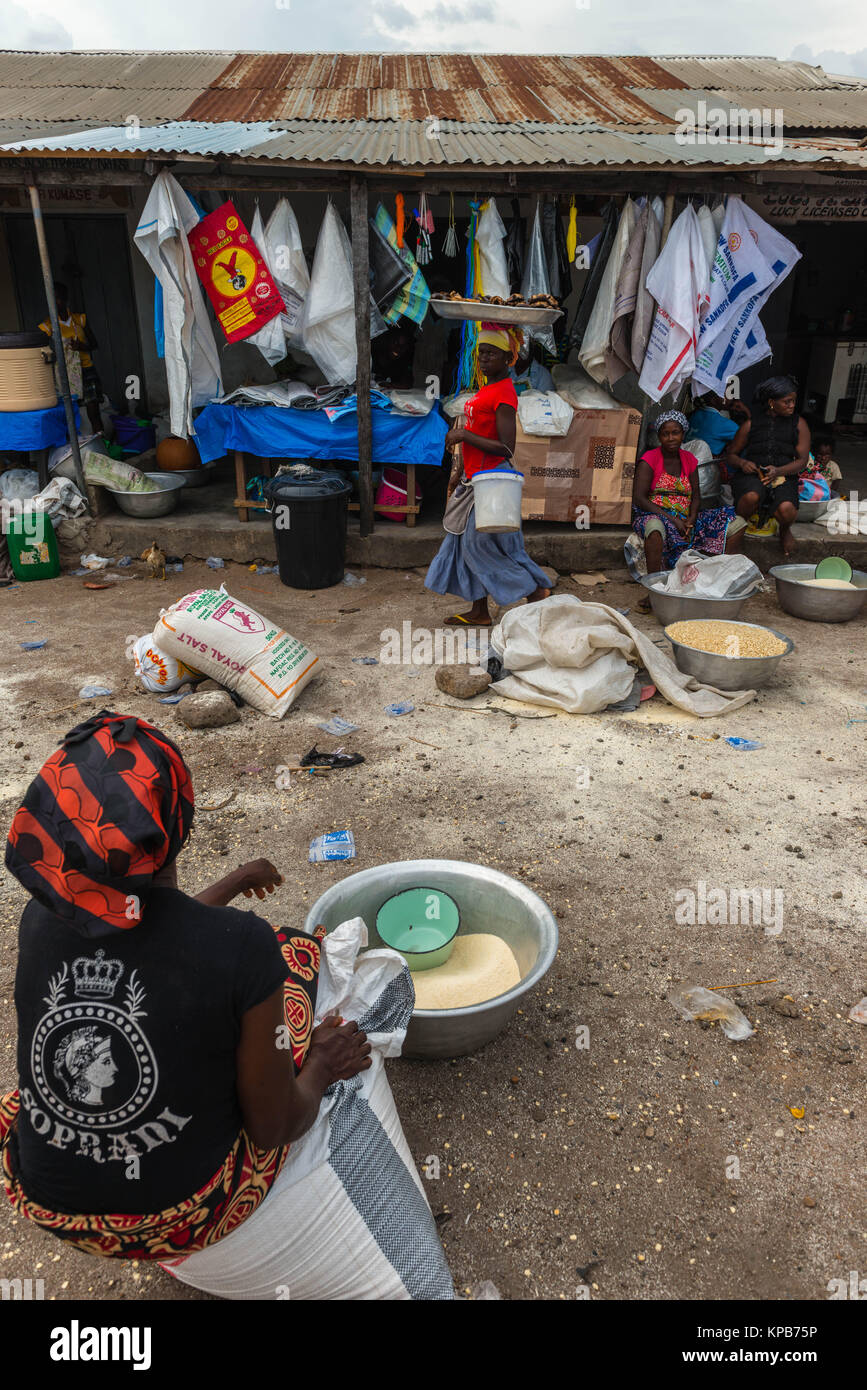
[0,559,864,1302]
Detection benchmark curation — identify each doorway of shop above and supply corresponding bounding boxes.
[3,211,145,417]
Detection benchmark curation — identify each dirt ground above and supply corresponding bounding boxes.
[0,558,864,1302]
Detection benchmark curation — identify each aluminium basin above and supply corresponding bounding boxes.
[305,858,558,1059]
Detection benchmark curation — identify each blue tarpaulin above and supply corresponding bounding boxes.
[192,401,448,467]
[0,400,81,452]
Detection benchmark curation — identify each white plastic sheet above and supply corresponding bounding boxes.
[654,549,763,598]
[134,172,222,438]
[638,205,709,402]
[298,202,358,386]
[520,201,556,354]
[265,196,309,344]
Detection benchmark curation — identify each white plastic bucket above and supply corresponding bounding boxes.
[471,468,524,533]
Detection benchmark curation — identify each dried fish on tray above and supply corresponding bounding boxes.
[430,297,563,326]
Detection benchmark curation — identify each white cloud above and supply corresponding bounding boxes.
[790,44,867,79]
[1,0,72,47]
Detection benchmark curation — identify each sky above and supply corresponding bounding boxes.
[2,0,867,78]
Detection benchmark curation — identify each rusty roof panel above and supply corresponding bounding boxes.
[653,57,843,91]
[636,87,867,130]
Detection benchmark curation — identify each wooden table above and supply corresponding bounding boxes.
[233,451,419,526]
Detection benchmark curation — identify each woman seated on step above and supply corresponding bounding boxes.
[725,375,810,557]
[631,409,747,573]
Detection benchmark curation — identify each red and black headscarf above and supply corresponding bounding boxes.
[5,711,194,938]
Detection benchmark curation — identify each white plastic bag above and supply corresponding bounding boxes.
[158,918,453,1301]
[520,200,556,354]
[551,364,620,411]
[298,202,357,385]
[246,204,290,366]
[153,588,318,718]
[476,198,510,300]
[517,389,573,437]
[133,634,202,693]
[658,550,763,599]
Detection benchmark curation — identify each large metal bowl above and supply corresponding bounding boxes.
[796,491,838,524]
[106,471,186,517]
[305,859,559,1059]
[664,618,795,691]
[769,563,867,623]
[153,467,212,489]
[640,571,753,625]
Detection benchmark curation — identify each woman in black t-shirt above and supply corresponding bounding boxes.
[726,375,811,556]
[0,711,370,1260]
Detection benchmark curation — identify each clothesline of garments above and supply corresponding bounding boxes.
[567,193,800,405]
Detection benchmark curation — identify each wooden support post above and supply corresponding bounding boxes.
[350,176,374,538]
[234,450,249,521]
[27,182,88,502]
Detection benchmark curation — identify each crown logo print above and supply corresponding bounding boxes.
[72,950,124,1000]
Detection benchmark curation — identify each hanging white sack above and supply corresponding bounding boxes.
[692,198,801,395]
[247,205,289,366]
[631,196,663,373]
[476,198,510,300]
[265,196,309,345]
[134,172,222,438]
[579,198,636,385]
[298,202,358,386]
[605,199,649,384]
[697,204,717,276]
[638,204,709,403]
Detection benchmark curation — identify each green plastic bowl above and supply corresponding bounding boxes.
[375,886,460,971]
[815,556,853,583]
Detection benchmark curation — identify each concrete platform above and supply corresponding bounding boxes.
[89,473,867,574]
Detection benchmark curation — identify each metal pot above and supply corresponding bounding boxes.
[105,472,185,518]
[769,563,867,623]
[305,859,559,1059]
[640,571,752,625]
[665,619,794,691]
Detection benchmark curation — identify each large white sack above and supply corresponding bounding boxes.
[579,197,636,384]
[265,196,309,345]
[298,202,357,385]
[159,918,454,1301]
[153,588,319,718]
[551,364,620,410]
[638,204,709,402]
[246,205,289,366]
[517,389,574,437]
[490,594,758,717]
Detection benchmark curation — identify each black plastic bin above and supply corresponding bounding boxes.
[264,471,352,589]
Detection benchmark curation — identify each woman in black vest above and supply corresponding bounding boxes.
[726,375,810,556]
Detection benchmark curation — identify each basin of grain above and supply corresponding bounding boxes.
[410,933,521,1010]
[666,619,787,658]
[800,578,857,589]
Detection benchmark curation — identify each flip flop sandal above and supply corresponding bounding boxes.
[444,613,492,627]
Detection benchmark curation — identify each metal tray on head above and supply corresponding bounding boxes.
[430,298,563,326]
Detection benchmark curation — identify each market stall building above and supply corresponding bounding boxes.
[0,50,865,560]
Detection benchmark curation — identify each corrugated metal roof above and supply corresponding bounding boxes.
[0,50,864,171]
[5,119,865,170]
[637,88,867,129]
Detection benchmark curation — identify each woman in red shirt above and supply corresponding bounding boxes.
[426,324,551,626]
